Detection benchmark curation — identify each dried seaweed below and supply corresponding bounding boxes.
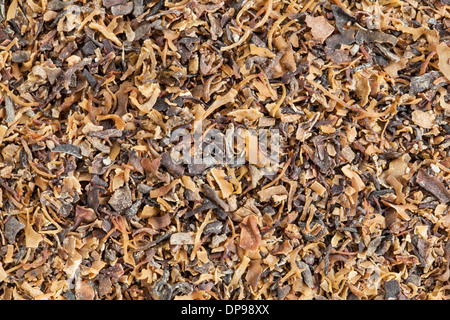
[4,216,25,244]
[416,169,450,203]
[51,144,83,159]
[0,0,449,302]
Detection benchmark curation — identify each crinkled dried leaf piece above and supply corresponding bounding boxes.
[385,47,414,79]
[51,144,83,159]
[384,154,411,180]
[249,44,275,59]
[409,71,441,95]
[4,95,15,123]
[416,169,450,203]
[381,200,415,221]
[210,168,233,199]
[354,71,371,107]
[75,280,95,300]
[310,181,326,197]
[239,215,261,252]
[355,29,398,46]
[384,280,401,300]
[246,260,262,292]
[4,216,25,244]
[227,109,263,123]
[111,2,134,16]
[306,15,335,43]
[202,184,230,212]
[386,175,406,205]
[328,29,356,52]
[341,165,365,192]
[230,255,251,289]
[131,83,161,114]
[0,83,40,107]
[150,179,180,198]
[25,224,43,249]
[170,232,195,245]
[272,240,293,255]
[160,152,185,177]
[437,43,450,82]
[74,206,97,228]
[103,0,127,9]
[201,88,238,120]
[257,185,288,202]
[21,282,44,299]
[97,114,126,130]
[411,110,436,129]
[331,4,355,32]
[88,129,123,139]
[148,213,171,230]
[0,263,7,283]
[89,22,122,46]
[108,185,132,213]
[0,125,7,145]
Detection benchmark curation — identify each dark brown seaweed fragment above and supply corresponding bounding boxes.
[416,169,450,203]
[409,71,441,95]
[12,50,30,63]
[384,279,401,300]
[202,184,230,212]
[355,30,398,46]
[103,0,126,9]
[331,4,356,32]
[108,185,133,213]
[160,152,185,177]
[5,216,25,244]
[111,2,134,16]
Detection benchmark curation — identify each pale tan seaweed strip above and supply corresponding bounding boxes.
[0,84,39,107]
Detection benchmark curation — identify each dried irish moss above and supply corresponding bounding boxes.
[0,0,450,300]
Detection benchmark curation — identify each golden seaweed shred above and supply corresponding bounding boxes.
[0,0,449,301]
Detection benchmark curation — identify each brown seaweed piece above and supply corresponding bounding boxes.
[239,215,261,253]
[416,169,450,203]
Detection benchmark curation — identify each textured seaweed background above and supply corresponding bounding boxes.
[0,0,449,300]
